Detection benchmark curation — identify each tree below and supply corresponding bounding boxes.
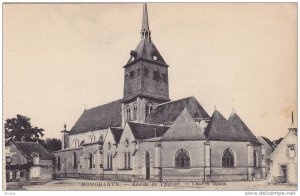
[5,114,44,142]
[40,138,62,152]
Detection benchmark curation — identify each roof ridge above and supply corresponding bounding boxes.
[86,99,122,111]
[128,121,169,127]
[35,141,54,158]
[155,96,194,107]
[15,141,38,144]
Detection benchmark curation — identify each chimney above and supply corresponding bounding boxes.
[31,152,40,165]
[61,124,70,150]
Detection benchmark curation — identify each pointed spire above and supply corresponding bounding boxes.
[142,3,149,31]
[289,111,297,134]
[141,3,151,39]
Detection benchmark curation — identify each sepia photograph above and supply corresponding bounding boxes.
[2,2,297,192]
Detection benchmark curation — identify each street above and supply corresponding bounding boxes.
[20,178,297,191]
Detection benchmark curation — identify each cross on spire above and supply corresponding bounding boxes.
[141,3,151,39]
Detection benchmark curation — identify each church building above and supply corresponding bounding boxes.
[52,3,263,182]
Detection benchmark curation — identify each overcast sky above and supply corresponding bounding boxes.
[4,3,297,140]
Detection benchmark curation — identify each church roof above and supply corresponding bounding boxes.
[145,96,210,125]
[160,108,206,141]
[260,136,274,148]
[125,4,167,67]
[125,39,168,67]
[14,141,54,160]
[128,122,169,140]
[228,112,260,144]
[204,110,260,144]
[70,99,122,135]
[123,91,170,103]
[110,127,123,144]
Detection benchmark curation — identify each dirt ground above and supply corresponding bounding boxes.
[17,178,297,191]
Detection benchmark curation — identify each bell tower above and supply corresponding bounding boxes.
[122,3,170,126]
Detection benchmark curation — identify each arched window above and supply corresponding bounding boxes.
[89,153,93,169]
[89,135,96,143]
[99,135,104,144]
[133,103,137,120]
[80,140,85,146]
[57,156,61,171]
[73,152,77,169]
[253,150,257,168]
[74,139,79,148]
[145,151,150,167]
[145,103,153,118]
[126,105,131,120]
[222,148,235,168]
[175,148,190,168]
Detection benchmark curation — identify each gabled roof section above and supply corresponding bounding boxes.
[205,110,260,144]
[160,108,206,141]
[270,130,297,160]
[14,141,54,160]
[205,109,232,140]
[228,112,260,144]
[125,39,168,67]
[145,96,210,125]
[128,122,169,140]
[260,136,274,149]
[110,127,124,144]
[70,99,122,135]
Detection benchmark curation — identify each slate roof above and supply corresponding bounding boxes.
[260,136,274,148]
[228,112,260,144]
[70,99,122,135]
[14,141,54,160]
[110,127,124,144]
[273,137,283,148]
[160,108,206,141]
[125,39,168,67]
[145,96,210,125]
[123,91,170,103]
[128,122,169,140]
[205,110,260,144]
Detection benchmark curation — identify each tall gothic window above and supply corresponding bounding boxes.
[73,152,77,169]
[175,148,190,168]
[126,105,131,120]
[107,155,113,170]
[222,148,235,168]
[57,156,61,171]
[153,71,160,81]
[145,103,153,118]
[89,153,93,169]
[93,153,96,168]
[253,150,257,168]
[133,103,137,120]
[124,152,131,169]
[130,71,135,79]
[144,68,149,77]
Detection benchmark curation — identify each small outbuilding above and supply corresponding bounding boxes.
[5,138,55,183]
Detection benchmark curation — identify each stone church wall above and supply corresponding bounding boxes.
[160,140,205,181]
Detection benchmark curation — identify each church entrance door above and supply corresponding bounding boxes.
[146,152,150,180]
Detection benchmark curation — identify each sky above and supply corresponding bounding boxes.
[3,3,297,141]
